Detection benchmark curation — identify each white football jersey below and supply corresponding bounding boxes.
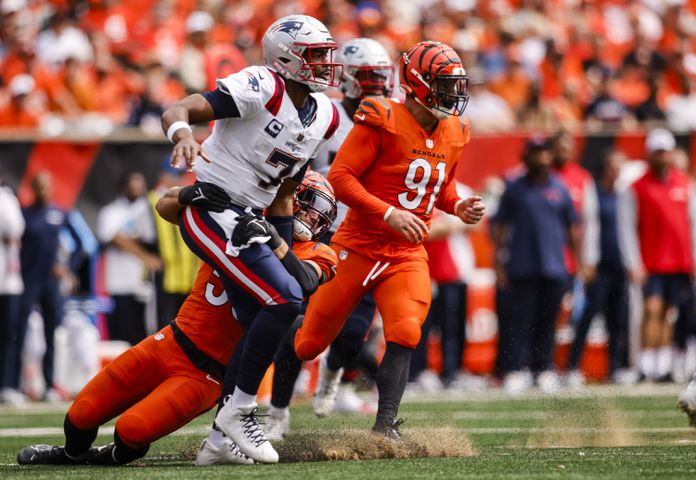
[194,66,340,209]
[311,99,353,232]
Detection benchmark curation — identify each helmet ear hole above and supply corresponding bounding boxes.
[425,93,435,106]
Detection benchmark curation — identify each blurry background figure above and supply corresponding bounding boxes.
[0,74,47,128]
[11,172,85,402]
[464,67,515,133]
[97,171,160,346]
[665,74,696,132]
[409,182,481,392]
[619,129,696,383]
[147,158,199,330]
[179,11,214,95]
[566,149,631,386]
[491,137,580,396]
[0,164,25,404]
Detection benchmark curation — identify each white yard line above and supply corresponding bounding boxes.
[1,425,692,438]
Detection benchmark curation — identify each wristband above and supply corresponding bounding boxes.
[167,121,192,143]
[384,206,395,221]
[453,199,464,214]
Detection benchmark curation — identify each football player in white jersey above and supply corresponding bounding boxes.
[160,14,341,464]
[265,38,395,440]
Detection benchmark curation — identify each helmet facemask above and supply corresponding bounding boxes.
[426,71,469,118]
[293,186,337,241]
[283,43,342,92]
[344,65,395,98]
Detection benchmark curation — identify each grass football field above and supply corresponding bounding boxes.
[1,384,696,479]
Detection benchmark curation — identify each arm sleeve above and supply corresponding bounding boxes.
[327,123,392,218]
[97,206,122,243]
[581,180,600,267]
[617,187,642,271]
[280,250,320,296]
[201,89,241,119]
[434,167,461,215]
[215,67,275,118]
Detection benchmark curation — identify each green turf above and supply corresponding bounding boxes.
[2,389,696,479]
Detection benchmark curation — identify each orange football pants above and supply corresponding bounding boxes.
[295,244,432,360]
[67,326,222,449]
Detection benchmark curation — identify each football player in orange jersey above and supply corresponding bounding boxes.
[17,174,338,467]
[293,41,486,438]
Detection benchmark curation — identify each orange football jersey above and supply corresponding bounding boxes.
[176,241,338,365]
[329,97,470,261]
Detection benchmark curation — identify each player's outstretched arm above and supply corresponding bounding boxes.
[155,183,232,225]
[161,94,215,171]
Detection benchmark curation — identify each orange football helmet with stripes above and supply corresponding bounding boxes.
[293,170,337,241]
[400,41,469,119]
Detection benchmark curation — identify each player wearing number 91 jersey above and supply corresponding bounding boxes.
[293,41,486,439]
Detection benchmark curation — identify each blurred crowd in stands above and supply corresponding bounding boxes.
[2,0,696,133]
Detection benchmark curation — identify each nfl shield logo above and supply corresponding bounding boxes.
[339,250,348,260]
[426,139,434,149]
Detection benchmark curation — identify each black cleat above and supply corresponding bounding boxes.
[17,445,73,465]
[372,418,405,441]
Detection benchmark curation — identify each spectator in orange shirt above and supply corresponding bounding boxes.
[488,59,532,111]
[0,74,46,128]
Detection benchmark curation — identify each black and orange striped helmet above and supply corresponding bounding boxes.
[400,41,469,118]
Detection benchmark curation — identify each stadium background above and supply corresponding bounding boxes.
[1,0,696,402]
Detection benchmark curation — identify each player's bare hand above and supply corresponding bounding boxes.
[386,208,429,243]
[456,196,486,225]
[171,136,210,172]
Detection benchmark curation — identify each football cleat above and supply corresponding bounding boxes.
[195,436,254,465]
[678,379,696,427]
[265,406,290,441]
[372,418,405,441]
[17,445,73,465]
[215,400,279,464]
[312,357,343,418]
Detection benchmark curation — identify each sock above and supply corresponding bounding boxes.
[268,405,289,417]
[639,349,657,379]
[229,387,257,410]
[271,325,304,409]
[234,302,301,395]
[375,342,413,428]
[207,427,224,449]
[63,414,98,458]
[656,346,673,378]
[112,430,149,465]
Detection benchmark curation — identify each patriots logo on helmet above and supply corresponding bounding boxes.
[246,72,260,92]
[343,45,359,55]
[274,20,304,40]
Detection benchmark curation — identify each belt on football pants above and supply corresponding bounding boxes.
[170,320,225,381]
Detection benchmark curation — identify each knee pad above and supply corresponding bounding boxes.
[267,301,302,328]
[67,398,102,431]
[115,412,153,450]
[294,334,324,361]
[385,317,422,349]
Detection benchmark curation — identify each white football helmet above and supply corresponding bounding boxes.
[336,38,394,99]
[262,15,342,92]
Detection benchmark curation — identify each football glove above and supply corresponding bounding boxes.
[178,183,231,212]
[231,214,283,250]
